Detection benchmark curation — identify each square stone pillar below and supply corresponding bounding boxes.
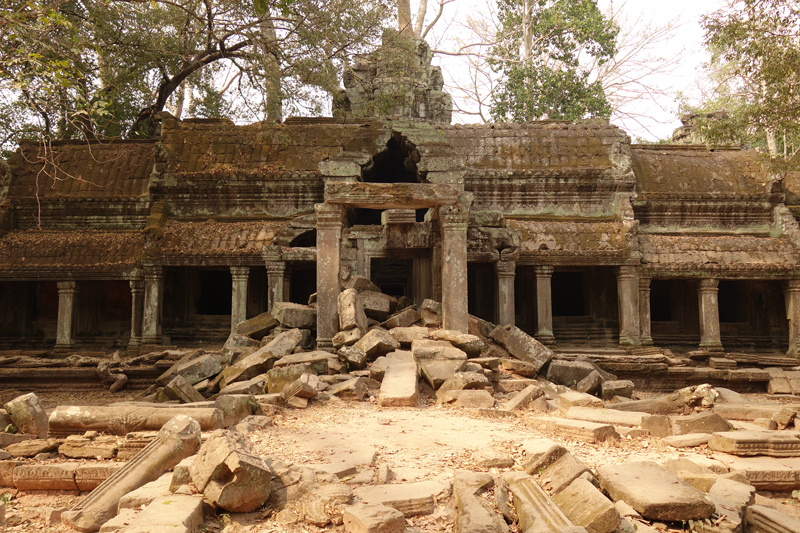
[315,203,344,351]
[698,278,723,352]
[55,281,77,350]
[616,266,641,347]
[495,259,516,326]
[266,262,285,312]
[535,266,555,345]
[142,266,164,345]
[230,266,249,333]
[639,276,653,346]
[128,279,144,355]
[439,203,469,333]
[784,280,800,358]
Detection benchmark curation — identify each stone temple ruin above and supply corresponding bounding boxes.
[1,32,800,533]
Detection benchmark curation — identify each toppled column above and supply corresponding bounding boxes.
[62,415,201,532]
[504,472,587,533]
[440,203,468,333]
[49,405,223,436]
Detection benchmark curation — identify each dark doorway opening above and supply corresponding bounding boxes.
[372,258,413,299]
[290,230,316,248]
[362,132,418,184]
[718,280,747,323]
[650,279,673,321]
[197,270,232,315]
[468,263,496,322]
[290,263,317,305]
[552,271,586,316]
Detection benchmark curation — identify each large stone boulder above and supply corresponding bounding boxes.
[339,288,369,333]
[358,291,397,321]
[220,328,304,387]
[490,325,553,372]
[235,311,278,339]
[272,302,317,329]
[4,393,48,438]
[355,329,401,358]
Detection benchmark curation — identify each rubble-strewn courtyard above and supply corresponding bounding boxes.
[3,291,800,533]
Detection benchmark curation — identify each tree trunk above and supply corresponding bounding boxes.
[766,127,778,158]
[413,0,428,38]
[261,18,282,121]
[398,0,413,36]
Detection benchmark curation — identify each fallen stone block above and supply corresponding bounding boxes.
[420,299,442,327]
[118,472,172,510]
[381,308,421,329]
[436,372,490,402]
[358,291,397,321]
[504,473,586,533]
[59,434,118,459]
[504,384,543,411]
[157,354,222,387]
[0,433,32,447]
[412,339,467,360]
[600,380,634,400]
[452,390,495,409]
[368,355,411,382]
[14,462,79,490]
[389,326,430,345]
[541,453,591,494]
[61,415,202,532]
[217,375,266,396]
[713,403,800,421]
[672,412,734,436]
[641,415,672,438]
[339,288,369,333]
[106,495,204,533]
[343,503,406,533]
[75,463,125,492]
[220,334,260,364]
[334,327,364,348]
[378,362,419,407]
[473,449,514,469]
[339,346,368,370]
[773,408,796,430]
[328,377,369,401]
[419,359,466,389]
[566,407,646,427]
[4,392,48,438]
[541,418,620,444]
[353,480,450,517]
[272,302,316,328]
[608,385,718,415]
[521,438,568,475]
[577,371,603,395]
[24,506,65,526]
[7,438,60,457]
[355,329,401,358]
[49,405,223,436]
[220,328,303,387]
[559,391,604,411]
[190,430,272,513]
[266,363,314,394]
[430,330,485,358]
[272,350,334,374]
[663,434,711,449]
[344,274,380,293]
[712,455,800,490]
[452,472,508,533]
[236,311,278,339]
[746,504,800,533]
[709,430,800,457]
[546,360,597,387]
[490,325,553,372]
[282,373,319,400]
[214,394,254,428]
[496,379,539,392]
[553,478,620,533]
[164,375,205,404]
[596,461,715,521]
[500,358,537,377]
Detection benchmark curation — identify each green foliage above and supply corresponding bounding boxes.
[690,0,800,166]
[489,0,618,122]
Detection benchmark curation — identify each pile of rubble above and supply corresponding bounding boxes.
[2,276,800,532]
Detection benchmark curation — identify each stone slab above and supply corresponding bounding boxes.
[712,454,800,490]
[538,418,620,444]
[746,504,800,533]
[76,462,126,491]
[566,407,646,427]
[378,362,419,407]
[504,473,584,533]
[709,430,800,457]
[343,503,406,533]
[553,478,620,533]
[353,480,449,517]
[13,462,79,490]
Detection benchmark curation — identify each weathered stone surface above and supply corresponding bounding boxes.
[600,380,635,400]
[577,371,603,395]
[560,391,604,411]
[504,473,584,533]
[355,329,401,358]
[159,354,222,387]
[420,299,442,327]
[190,430,272,513]
[597,461,715,521]
[217,375,265,396]
[164,375,205,404]
[705,477,755,533]
[0,460,26,487]
[369,355,409,382]
[221,328,303,387]
[344,503,405,533]
[553,478,620,533]
[547,360,597,387]
[4,393,48,438]
[108,495,204,533]
[273,351,333,374]
[389,326,430,345]
[436,372,490,402]
[0,433,32,447]
[344,274,380,293]
[746,504,800,533]
[358,291,397,321]
[504,385,543,411]
[641,415,672,438]
[521,438,568,475]
[381,308,421,329]
[490,325,553,372]
[712,455,800,490]
[14,462,79,490]
[709,430,800,457]
[75,463,125,492]
[541,453,591,494]
[452,472,509,533]
[61,415,202,533]
[7,438,60,457]
[266,363,314,394]
[430,330,485,358]
[473,449,514,469]
[496,379,540,392]
[272,302,317,328]
[283,373,319,400]
[378,362,419,407]
[334,327,364,348]
[419,359,466,389]
[59,435,118,459]
[236,311,278,339]
[339,288,369,333]
[453,390,495,409]
[214,395,254,428]
[353,480,449,517]
[663,433,711,448]
[609,385,718,415]
[713,403,799,421]
[328,377,369,401]
[412,339,467,360]
[672,412,734,435]
[339,345,368,370]
[118,472,172,510]
[500,359,537,377]
[566,407,646,427]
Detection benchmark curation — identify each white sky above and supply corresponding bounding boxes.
[420,0,729,141]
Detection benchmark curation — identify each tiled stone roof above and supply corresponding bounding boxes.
[152,220,286,259]
[0,230,143,273]
[509,220,628,257]
[640,234,799,272]
[7,140,155,198]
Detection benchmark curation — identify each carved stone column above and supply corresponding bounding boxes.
[230,266,249,333]
[315,203,344,351]
[496,259,516,326]
[128,279,145,355]
[535,266,555,345]
[698,278,723,352]
[440,203,469,332]
[639,276,653,346]
[784,280,800,358]
[55,281,77,350]
[265,262,285,312]
[616,266,641,347]
[142,266,164,345]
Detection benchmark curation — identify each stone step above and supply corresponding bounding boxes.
[712,453,800,490]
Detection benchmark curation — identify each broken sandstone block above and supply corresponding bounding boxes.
[343,503,405,533]
[553,478,620,533]
[272,302,317,328]
[378,362,419,407]
[489,325,553,373]
[355,329,401,358]
[4,393,48,439]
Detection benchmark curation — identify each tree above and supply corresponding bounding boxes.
[488,0,618,122]
[0,0,391,152]
[689,0,800,162]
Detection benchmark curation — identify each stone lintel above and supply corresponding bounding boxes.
[325,182,458,209]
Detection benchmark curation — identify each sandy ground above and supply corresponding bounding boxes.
[3,390,800,532]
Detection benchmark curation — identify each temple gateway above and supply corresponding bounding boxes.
[2,37,800,358]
